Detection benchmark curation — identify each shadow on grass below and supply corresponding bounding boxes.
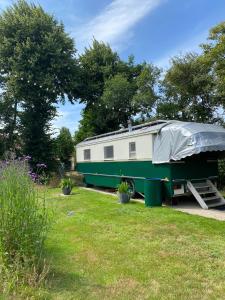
[70,192,80,196]
[47,268,106,295]
[118,201,141,205]
[44,244,105,296]
[47,269,85,292]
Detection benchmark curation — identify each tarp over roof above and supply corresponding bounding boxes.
[152,121,225,164]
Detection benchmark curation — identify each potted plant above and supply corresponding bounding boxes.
[117,181,130,204]
[60,177,73,195]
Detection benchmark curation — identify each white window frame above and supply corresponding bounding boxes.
[104,145,114,160]
[83,149,91,161]
[129,142,136,159]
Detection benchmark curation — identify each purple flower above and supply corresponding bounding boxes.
[30,173,39,182]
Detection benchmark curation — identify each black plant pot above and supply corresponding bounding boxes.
[119,193,130,204]
[62,187,72,195]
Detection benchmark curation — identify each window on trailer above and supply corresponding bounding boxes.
[84,149,91,160]
[129,142,136,159]
[104,145,114,160]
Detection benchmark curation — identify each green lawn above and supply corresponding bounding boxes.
[16,188,225,299]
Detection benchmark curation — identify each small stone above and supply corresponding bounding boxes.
[67,211,75,216]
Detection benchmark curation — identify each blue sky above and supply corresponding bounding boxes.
[1,0,225,135]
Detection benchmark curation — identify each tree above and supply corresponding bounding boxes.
[132,63,160,120]
[201,21,225,102]
[79,39,121,107]
[75,40,160,141]
[56,127,74,165]
[158,53,219,123]
[0,0,80,168]
[0,91,23,155]
[100,74,136,129]
[76,41,135,140]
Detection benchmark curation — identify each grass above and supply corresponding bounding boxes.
[4,187,225,299]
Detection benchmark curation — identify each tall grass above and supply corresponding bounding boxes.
[0,159,50,292]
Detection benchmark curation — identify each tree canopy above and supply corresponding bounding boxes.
[157,53,220,123]
[56,127,74,164]
[0,0,80,167]
[75,40,160,143]
[201,22,225,102]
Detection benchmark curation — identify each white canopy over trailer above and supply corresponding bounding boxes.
[153,121,225,163]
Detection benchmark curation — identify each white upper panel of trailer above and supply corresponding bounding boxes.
[76,120,225,164]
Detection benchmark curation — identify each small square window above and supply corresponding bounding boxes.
[84,149,91,160]
[104,146,114,160]
[129,142,136,159]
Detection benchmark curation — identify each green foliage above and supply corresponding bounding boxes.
[75,40,160,140]
[56,127,74,164]
[201,22,225,100]
[218,159,225,188]
[79,39,120,105]
[158,53,219,122]
[73,110,96,144]
[0,159,50,288]
[0,94,21,153]
[132,63,160,119]
[117,181,130,194]
[0,0,80,168]
[101,74,136,127]
[77,40,131,139]
[60,177,74,189]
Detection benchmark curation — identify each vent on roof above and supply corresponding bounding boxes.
[128,119,132,132]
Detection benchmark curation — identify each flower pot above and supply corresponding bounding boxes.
[62,187,72,195]
[119,192,130,204]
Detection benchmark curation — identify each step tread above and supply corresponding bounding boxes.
[207,201,225,208]
[202,195,221,201]
[194,185,211,189]
[199,190,216,195]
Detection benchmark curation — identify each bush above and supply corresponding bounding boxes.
[60,177,74,190]
[0,159,50,290]
[117,181,130,194]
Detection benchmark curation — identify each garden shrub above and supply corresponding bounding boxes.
[218,159,225,188]
[0,159,50,291]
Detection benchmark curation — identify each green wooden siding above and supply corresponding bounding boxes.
[76,160,173,197]
[76,160,171,179]
[76,153,219,200]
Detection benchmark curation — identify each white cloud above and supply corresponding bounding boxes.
[156,30,208,70]
[74,0,162,52]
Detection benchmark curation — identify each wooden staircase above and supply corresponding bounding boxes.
[187,179,225,209]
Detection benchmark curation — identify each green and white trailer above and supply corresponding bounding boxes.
[76,120,225,209]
